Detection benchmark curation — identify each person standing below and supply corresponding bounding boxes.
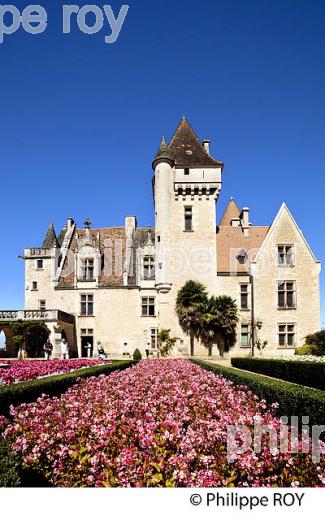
[43,339,53,360]
[60,338,69,360]
[97,341,106,361]
[85,341,92,358]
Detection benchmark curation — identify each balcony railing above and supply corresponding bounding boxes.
[0,310,75,324]
[24,248,52,258]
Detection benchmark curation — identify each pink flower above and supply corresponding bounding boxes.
[3,360,325,488]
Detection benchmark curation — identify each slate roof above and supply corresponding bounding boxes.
[57,226,155,288]
[42,222,59,248]
[153,118,223,169]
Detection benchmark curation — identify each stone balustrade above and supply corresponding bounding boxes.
[0,310,75,324]
[24,248,52,258]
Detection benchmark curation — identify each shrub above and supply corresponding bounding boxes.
[0,437,21,487]
[0,360,136,417]
[295,331,325,356]
[295,344,316,356]
[133,348,142,361]
[231,357,325,391]
[191,359,325,427]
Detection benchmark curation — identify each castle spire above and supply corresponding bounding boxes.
[152,136,174,170]
[42,221,59,248]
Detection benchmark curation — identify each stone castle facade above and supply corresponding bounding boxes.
[0,118,321,358]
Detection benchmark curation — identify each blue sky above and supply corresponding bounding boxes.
[0,0,324,326]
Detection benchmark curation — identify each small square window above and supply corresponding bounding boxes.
[278,323,296,347]
[143,256,155,280]
[278,281,296,309]
[142,297,155,317]
[80,294,94,316]
[184,168,190,175]
[81,258,95,281]
[278,245,294,266]
[32,281,38,291]
[37,260,43,269]
[39,300,46,311]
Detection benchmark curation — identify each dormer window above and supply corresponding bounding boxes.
[81,258,95,281]
[143,256,155,280]
[237,249,247,264]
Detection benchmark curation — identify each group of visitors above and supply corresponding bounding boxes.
[43,338,107,360]
[84,341,106,360]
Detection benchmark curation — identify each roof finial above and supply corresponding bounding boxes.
[182,114,186,120]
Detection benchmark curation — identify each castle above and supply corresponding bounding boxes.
[0,118,321,358]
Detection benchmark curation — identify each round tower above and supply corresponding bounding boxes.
[152,137,174,292]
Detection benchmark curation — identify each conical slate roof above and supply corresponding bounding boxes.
[152,136,174,169]
[152,118,223,170]
[42,222,59,248]
[219,198,241,226]
[168,118,223,168]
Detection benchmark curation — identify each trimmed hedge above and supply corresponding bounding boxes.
[0,360,136,417]
[192,359,325,427]
[231,357,325,391]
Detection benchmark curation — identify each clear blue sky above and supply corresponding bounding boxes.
[0,0,324,327]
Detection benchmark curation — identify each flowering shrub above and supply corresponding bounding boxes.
[3,360,325,487]
[0,359,109,385]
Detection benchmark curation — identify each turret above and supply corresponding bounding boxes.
[152,137,174,293]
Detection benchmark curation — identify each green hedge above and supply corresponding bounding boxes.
[231,357,325,391]
[0,360,136,418]
[192,359,325,427]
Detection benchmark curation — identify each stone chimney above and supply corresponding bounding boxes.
[202,139,210,154]
[125,216,137,237]
[240,208,250,237]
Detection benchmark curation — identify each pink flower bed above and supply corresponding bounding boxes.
[0,359,108,385]
[3,360,325,487]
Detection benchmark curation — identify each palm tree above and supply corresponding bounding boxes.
[157,329,178,357]
[199,295,239,357]
[176,280,207,356]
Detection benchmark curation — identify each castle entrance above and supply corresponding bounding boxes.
[25,326,49,358]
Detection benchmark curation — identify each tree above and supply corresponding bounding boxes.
[133,348,142,361]
[199,295,239,357]
[176,280,207,356]
[157,329,178,358]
